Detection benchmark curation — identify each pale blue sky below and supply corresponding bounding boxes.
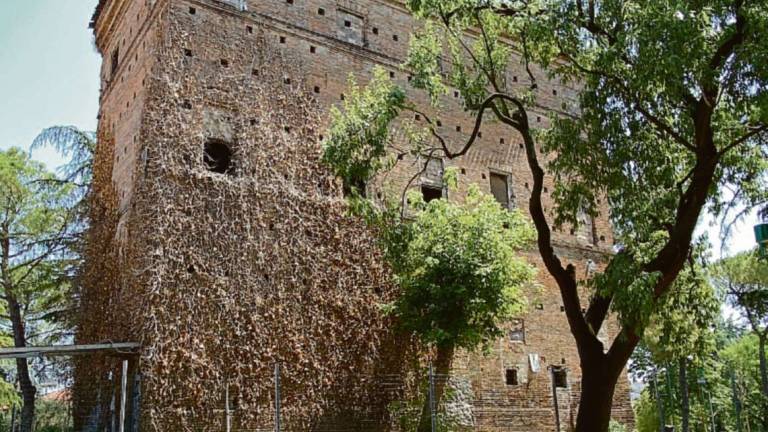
[0,0,100,167]
[0,0,757,256]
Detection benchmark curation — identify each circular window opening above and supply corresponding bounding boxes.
[203,139,233,174]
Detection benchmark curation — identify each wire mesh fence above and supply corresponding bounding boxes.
[0,350,139,432]
[1,353,580,432]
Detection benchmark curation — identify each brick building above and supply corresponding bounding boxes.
[85,0,634,430]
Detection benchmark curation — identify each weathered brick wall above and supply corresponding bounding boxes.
[88,0,635,430]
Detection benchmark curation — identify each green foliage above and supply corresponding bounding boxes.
[382,185,536,351]
[543,0,768,236]
[722,332,768,429]
[0,148,79,341]
[607,419,627,432]
[34,399,72,432]
[712,249,768,334]
[633,390,661,432]
[643,260,720,363]
[326,0,767,428]
[323,69,406,193]
[633,325,768,432]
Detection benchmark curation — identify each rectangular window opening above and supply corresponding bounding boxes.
[490,172,512,209]
[506,368,519,386]
[110,48,120,79]
[553,367,567,388]
[509,319,525,343]
[421,185,443,203]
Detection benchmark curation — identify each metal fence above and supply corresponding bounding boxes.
[0,344,140,432]
[1,353,579,432]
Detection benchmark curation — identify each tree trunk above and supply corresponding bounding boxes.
[759,335,768,430]
[7,293,36,432]
[573,360,622,432]
[679,357,690,432]
[417,344,454,432]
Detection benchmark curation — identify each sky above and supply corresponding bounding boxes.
[0,0,100,167]
[0,0,759,257]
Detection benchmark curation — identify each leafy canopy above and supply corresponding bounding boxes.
[382,186,536,350]
[712,249,768,336]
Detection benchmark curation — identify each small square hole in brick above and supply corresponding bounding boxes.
[460,168,466,174]
[392,34,399,41]
[372,27,379,35]
[536,303,544,310]
[344,20,352,27]
[340,94,345,101]
[436,120,442,127]
[182,100,192,109]
[500,138,505,144]
[415,114,421,121]
[553,89,558,96]
[246,26,253,34]
[286,0,293,4]
[189,6,196,14]
[314,86,320,93]
[456,125,462,132]
[184,48,193,57]
[318,7,325,15]
[280,36,286,44]
[310,45,316,53]
[252,69,259,76]
[284,77,291,84]
[220,59,229,67]
[389,71,395,78]
[513,76,518,82]
[454,91,459,98]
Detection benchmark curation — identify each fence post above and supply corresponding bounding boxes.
[550,367,561,432]
[131,372,141,432]
[428,363,436,432]
[274,363,281,432]
[120,359,128,432]
[225,381,232,432]
[653,369,666,432]
[730,370,743,432]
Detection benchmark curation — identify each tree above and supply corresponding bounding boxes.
[350,180,535,431]
[631,255,720,432]
[324,0,768,430]
[712,249,768,426]
[0,125,93,432]
[722,332,768,431]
